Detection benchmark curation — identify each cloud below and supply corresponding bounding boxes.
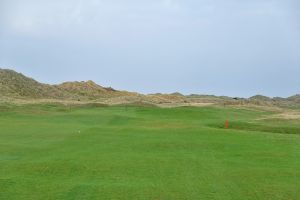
[0,0,299,96]
[1,0,298,37]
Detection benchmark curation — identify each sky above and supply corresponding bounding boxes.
[0,0,299,97]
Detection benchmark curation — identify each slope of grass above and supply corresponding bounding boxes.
[1,104,300,200]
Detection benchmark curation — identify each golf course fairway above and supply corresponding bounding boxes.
[1,104,300,200]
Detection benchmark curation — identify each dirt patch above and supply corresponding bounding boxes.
[256,112,300,120]
[273,113,300,120]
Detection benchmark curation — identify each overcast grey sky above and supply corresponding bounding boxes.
[0,0,299,97]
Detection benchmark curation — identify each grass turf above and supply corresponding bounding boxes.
[1,104,300,199]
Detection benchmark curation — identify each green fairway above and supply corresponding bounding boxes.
[1,104,300,200]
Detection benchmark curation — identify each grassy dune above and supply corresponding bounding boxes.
[1,104,300,200]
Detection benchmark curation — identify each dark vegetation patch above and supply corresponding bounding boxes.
[0,104,13,112]
[118,101,157,108]
[69,103,108,109]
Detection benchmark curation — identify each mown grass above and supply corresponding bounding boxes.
[1,104,300,200]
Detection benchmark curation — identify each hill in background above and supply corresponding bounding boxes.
[0,69,69,99]
[0,68,299,107]
[0,69,138,101]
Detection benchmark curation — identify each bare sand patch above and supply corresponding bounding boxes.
[256,111,300,120]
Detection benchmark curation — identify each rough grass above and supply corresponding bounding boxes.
[1,104,300,200]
